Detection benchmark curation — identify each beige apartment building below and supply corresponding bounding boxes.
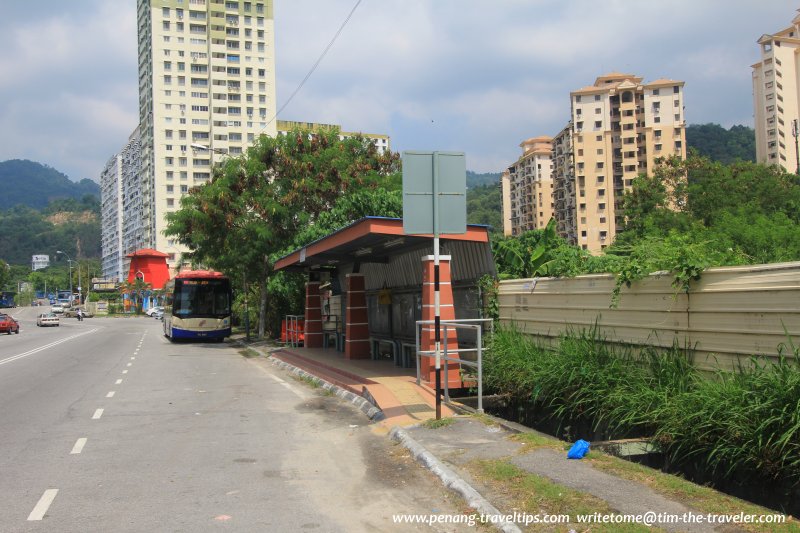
[502,136,555,236]
[502,73,686,252]
[557,73,686,252]
[552,123,576,243]
[752,11,800,173]
[136,0,277,271]
[276,120,391,153]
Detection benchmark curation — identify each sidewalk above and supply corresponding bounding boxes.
[238,335,797,533]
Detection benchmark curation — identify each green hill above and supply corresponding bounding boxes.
[0,159,100,210]
[467,170,501,189]
[0,197,101,266]
[686,123,755,164]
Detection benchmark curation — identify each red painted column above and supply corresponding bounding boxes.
[345,274,371,359]
[420,255,462,387]
[304,281,323,348]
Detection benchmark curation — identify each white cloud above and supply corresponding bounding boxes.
[2,0,800,179]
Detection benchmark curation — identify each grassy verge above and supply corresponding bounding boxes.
[585,453,800,532]
[422,417,457,429]
[483,325,800,512]
[467,459,657,532]
[238,347,261,358]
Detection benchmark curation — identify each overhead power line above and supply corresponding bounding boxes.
[261,0,364,134]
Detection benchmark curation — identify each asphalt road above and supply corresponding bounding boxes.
[0,307,468,532]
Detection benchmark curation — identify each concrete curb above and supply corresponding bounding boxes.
[269,358,386,422]
[390,426,522,533]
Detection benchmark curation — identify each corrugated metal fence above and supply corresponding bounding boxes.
[498,261,800,370]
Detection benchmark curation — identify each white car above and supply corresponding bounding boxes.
[51,304,65,314]
[37,313,60,327]
[145,306,164,317]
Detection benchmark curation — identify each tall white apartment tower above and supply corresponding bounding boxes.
[101,127,143,282]
[752,10,800,173]
[136,0,277,270]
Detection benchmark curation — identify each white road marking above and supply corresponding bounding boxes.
[0,329,98,367]
[71,438,87,454]
[27,489,58,521]
[126,363,132,367]
[122,370,128,374]
[115,379,123,385]
[106,391,115,398]
[92,409,104,420]
[131,356,136,360]
[251,362,306,399]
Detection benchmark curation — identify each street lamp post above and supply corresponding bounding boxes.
[56,250,73,304]
[190,143,228,156]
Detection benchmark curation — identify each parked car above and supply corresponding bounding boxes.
[145,306,164,317]
[152,308,164,320]
[0,313,20,334]
[51,304,65,314]
[36,313,60,327]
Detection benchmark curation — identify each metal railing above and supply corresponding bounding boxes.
[285,314,303,347]
[415,318,493,413]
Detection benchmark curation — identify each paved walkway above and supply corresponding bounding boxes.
[262,343,455,431]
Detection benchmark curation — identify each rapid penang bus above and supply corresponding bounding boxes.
[163,270,232,341]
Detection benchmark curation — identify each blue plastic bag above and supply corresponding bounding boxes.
[567,439,590,459]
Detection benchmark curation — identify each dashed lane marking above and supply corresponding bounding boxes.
[70,438,87,455]
[27,489,58,521]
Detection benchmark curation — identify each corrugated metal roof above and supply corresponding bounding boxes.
[358,240,496,291]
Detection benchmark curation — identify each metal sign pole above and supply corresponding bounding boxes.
[433,152,442,421]
[402,150,466,422]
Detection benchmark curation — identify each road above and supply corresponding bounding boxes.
[0,307,468,532]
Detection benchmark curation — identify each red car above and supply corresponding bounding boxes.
[0,313,20,334]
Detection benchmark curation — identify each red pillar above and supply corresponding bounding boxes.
[420,255,462,387]
[345,274,370,359]
[304,281,323,348]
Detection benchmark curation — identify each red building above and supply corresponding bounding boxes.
[126,249,170,290]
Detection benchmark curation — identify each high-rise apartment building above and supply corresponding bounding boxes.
[557,73,686,252]
[502,136,554,236]
[500,170,512,236]
[552,123,576,243]
[752,11,800,173]
[101,128,143,281]
[135,0,276,271]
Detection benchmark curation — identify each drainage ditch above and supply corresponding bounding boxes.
[453,393,799,517]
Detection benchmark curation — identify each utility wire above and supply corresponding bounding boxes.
[260,0,364,134]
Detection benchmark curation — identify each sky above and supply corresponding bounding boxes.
[0,0,797,182]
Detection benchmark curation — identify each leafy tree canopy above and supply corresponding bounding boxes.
[164,128,400,336]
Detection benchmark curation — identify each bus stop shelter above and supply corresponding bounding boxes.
[273,217,495,387]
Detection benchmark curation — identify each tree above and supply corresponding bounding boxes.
[165,128,400,337]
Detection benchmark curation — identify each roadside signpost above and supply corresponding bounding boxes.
[402,151,466,419]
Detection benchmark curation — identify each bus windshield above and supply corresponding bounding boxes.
[173,279,231,317]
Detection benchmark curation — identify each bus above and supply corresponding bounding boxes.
[163,270,232,341]
[0,291,15,308]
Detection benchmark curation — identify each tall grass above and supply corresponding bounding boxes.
[484,325,800,502]
[484,325,694,437]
